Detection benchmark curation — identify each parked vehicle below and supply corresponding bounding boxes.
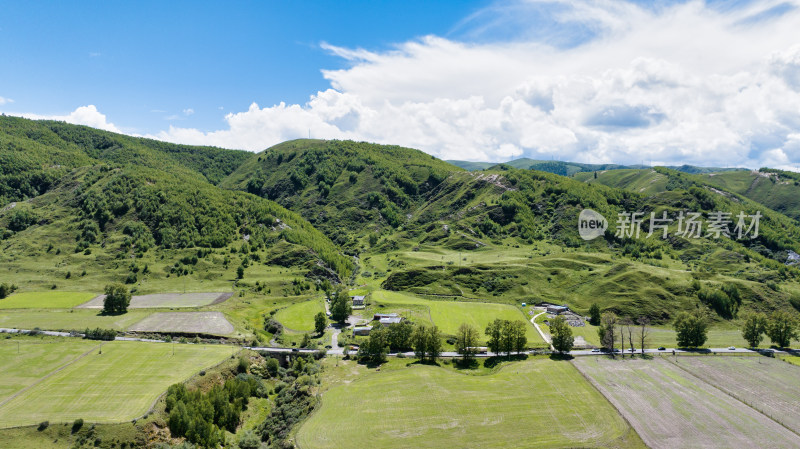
[657,347,666,351]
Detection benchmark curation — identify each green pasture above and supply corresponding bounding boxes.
[273,298,325,332]
[0,292,96,309]
[0,339,100,403]
[0,340,232,427]
[371,290,540,344]
[297,357,643,449]
[0,309,151,332]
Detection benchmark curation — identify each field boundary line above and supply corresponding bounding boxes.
[570,358,647,448]
[664,355,800,439]
[0,341,105,412]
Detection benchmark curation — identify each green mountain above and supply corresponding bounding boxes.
[448,158,744,177]
[2,117,800,324]
[220,139,458,253]
[575,167,800,223]
[0,117,353,293]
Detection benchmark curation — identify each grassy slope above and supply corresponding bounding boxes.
[699,170,800,221]
[271,298,326,332]
[298,357,643,449]
[0,340,231,427]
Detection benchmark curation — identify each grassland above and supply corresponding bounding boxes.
[0,292,96,309]
[0,340,232,428]
[573,356,800,448]
[273,298,325,331]
[297,357,644,449]
[0,309,151,331]
[0,338,100,403]
[371,290,540,344]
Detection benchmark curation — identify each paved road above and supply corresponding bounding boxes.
[3,327,793,358]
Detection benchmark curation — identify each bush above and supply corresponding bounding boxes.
[37,421,49,431]
[84,328,117,341]
[71,418,84,433]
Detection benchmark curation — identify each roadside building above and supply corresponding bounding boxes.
[373,312,399,321]
[352,295,365,306]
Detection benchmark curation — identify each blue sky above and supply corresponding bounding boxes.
[2,1,800,170]
[1,1,488,133]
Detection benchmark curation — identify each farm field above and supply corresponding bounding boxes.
[0,340,232,428]
[0,309,151,331]
[297,357,644,449]
[371,290,540,344]
[127,311,234,335]
[0,292,97,309]
[76,292,233,309]
[273,298,325,331]
[0,339,100,403]
[674,355,800,432]
[573,356,800,448]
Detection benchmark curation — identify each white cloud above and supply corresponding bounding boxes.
[12,0,800,170]
[0,96,13,105]
[13,105,120,133]
[148,0,800,169]
[183,108,194,116]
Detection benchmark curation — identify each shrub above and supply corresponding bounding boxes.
[71,418,84,434]
[37,421,49,431]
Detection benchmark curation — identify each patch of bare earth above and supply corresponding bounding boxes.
[672,355,800,433]
[127,311,234,335]
[573,356,800,449]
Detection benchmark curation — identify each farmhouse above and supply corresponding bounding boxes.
[374,312,399,321]
[547,305,569,315]
[352,295,365,306]
[353,326,372,336]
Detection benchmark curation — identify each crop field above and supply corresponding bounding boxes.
[573,356,800,448]
[273,298,325,331]
[76,292,233,309]
[127,311,234,335]
[0,292,97,309]
[0,340,231,428]
[673,355,800,433]
[297,358,643,449]
[371,290,540,344]
[0,309,152,331]
[0,339,100,403]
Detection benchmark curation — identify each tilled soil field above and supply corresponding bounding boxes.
[672,354,800,433]
[573,356,800,449]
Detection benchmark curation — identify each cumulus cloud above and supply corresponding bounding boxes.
[14,105,121,133]
[0,96,13,105]
[24,0,800,171]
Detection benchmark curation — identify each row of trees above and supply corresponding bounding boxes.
[741,311,799,348]
[359,323,441,363]
[359,318,532,364]
[0,282,17,299]
[596,312,652,354]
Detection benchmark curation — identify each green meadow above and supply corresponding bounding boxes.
[0,340,232,427]
[297,357,644,449]
[0,291,96,309]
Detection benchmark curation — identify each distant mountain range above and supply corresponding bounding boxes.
[447,158,746,176]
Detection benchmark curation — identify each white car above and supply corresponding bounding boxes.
[727,346,736,350]
[591,348,601,353]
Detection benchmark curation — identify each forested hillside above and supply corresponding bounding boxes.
[221,139,458,253]
[2,117,800,322]
[0,118,353,290]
